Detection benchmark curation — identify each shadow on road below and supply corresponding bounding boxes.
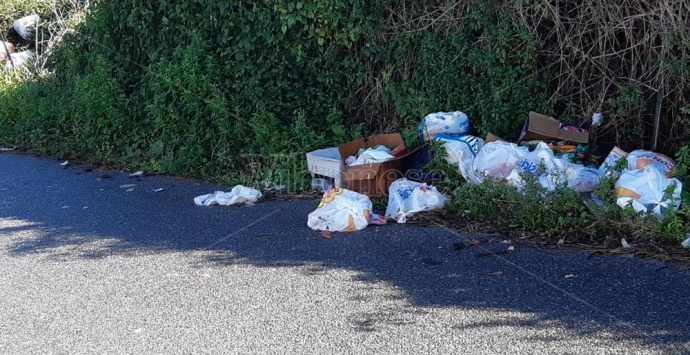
[1,154,689,351]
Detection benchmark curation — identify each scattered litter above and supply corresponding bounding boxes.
[152,188,164,192]
[5,50,34,70]
[306,147,343,188]
[385,179,448,223]
[626,150,677,177]
[564,274,575,278]
[507,245,515,252]
[500,240,512,244]
[82,206,89,209]
[489,271,504,276]
[311,177,333,193]
[591,112,603,127]
[307,188,372,232]
[60,161,69,167]
[129,170,144,178]
[120,184,136,189]
[682,235,690,249]
[565,164,600,193]
[125,188,135,192]
[0,146,16,152]
[557,239,565,246]
[369,213,386,225]
[320,230,332,240]
[621,238,632,249]
[0,42,15,63]
[194,185,262,207]
[419,111,470,141]
[13,14,40,41]
[61,205,70,209]
[615,166,682,216]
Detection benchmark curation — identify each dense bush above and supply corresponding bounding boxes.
[0,0,545,187]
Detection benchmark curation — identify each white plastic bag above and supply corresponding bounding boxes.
[13,14,40,41]
[419,111,470,141]
[307,189,372,232]
[194,185,262,206]
[5,50,34,71]
[385,179,448,223]
[615,166,682,216]
[473,141,529,181]
[598,146,628,178]
[436,135,484,184]
[627,150,676,177]
[565,164,600,193]
[349,146,394,166]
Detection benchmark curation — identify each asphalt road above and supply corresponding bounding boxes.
[0,153,689,354]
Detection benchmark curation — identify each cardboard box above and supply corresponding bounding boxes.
[338,133,418,197]
[485,133,504,143]
[519,112,589,144]
[305,147,344,188]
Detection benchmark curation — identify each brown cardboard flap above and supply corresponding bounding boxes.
[485,133,504,143]
[366,133,404,149]
[519,111,589,144]
[341,164,381,181]
[338,137,366,161]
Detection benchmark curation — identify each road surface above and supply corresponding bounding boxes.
[0,153,689,354]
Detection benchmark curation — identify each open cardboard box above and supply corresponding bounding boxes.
[519,112,589,144]
[338,133,419,197]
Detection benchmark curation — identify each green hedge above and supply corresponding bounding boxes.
[0,0,547,187]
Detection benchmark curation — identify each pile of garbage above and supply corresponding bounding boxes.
[1,14,40,71]
[422,111,683,218]
[194,110,685,246]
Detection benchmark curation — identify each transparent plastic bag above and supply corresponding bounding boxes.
[436,135,484,184]
[194,185,262,206]
[385,179,449,223]
[473,141,529,181]
[13,14,40,41]
[615,166,682,216]
[307,189,372,232]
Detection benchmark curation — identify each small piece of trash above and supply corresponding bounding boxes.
[682,234,690,249]
[125,188,135,192]
[564,274,575,278]
[321,230,332,240]
[557,239,565,246]
[621,238,632,249]
[129,171,144,177]
[489,271,504,276]
[82,206,88,209]
[0,147,16,151]
[152,188,164,192]
[61,205,70,209]
[500,240,511,244]
[60,161,69,167]
[120,184,136,189]
[507,245,515,252]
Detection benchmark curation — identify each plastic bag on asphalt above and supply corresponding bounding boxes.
[307,189,372,232]
[473,141,529,181]
[194,185,262,206]
[615,166,682,216]
[627,150,677,177]
[385,179,449,223]
[13,14,40,41]
[435,135,484,184]
[419,112,470,141]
